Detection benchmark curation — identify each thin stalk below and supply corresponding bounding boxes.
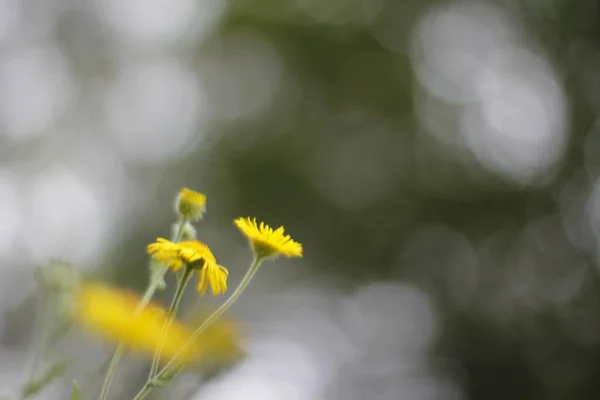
[86,354,113,400]
[132,257,263,400]
[98,218,188,400]
[97,343,124,400]
[149,266,193,378]
[161,256,262,375]
[27,290,47,381]
[131,384,152,400]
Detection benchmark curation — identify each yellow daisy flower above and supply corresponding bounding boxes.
[197,262,229,296]
[176,188,207,221]
[147,238,186,271]
[234,217,303,259]
[176,240,217,266]
[147,239,229,296]
[73,283,200,364]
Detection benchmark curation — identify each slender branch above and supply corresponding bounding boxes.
[27,290,47,381]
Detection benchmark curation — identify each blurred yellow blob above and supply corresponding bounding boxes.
[73,282,244,367]
[74,283,199,364]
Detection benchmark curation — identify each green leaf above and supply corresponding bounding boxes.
[21,361,67,398]
[69,380,81,400]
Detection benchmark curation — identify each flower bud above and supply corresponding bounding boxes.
[34,260,80,294]
[175,188,206,221]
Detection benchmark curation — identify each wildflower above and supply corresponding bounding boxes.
[73,283,200,364]
[197,262,228,296]
[147,239,228,296]
[176,188,207,221]
[234,217,303,259]
[147,238,186,271]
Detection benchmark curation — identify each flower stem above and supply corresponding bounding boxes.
[98,218,188,400]
[149,266,193,378]
[132,256,263,400]
[131,384,152,400]
[158,258,262,377]
[97,343,124,400]
[162,256,262,373]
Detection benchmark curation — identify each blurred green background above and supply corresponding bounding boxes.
[2,0,600,399]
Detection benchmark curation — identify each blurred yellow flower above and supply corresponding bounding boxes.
[147,239,229,296]
[73,283,199,364]
[234,217,303,259]
[176,188,207,221]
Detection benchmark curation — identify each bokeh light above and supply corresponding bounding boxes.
[96,0,225,48]
[104,58,207,164]
[0,45,74,143]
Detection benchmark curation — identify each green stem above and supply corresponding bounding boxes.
[97,343,124,400]
[86,354,113,400]
[162,256,262,372]
[27,290,47,381]
[131,384,152,400]
[131,257,263,400]
[149,266,193,378]
[98,218,188,400]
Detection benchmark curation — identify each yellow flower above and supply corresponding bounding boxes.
[147,239,229,296]
[176,240,217,266]
[197,262,228,296]
[234,217,303,259]
[147,238,186,271]
[73,283,200,364]
[176,188,207,221]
